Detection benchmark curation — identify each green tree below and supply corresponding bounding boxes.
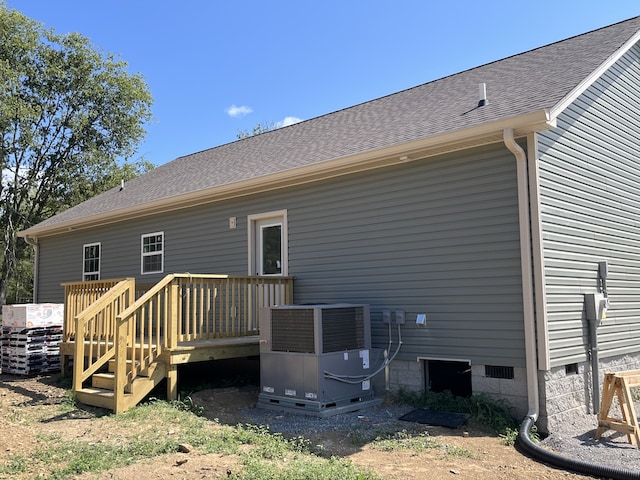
[0,4,153,305]
[236,121,278,139]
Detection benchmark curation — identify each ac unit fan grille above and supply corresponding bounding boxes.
[322,307,365,353]
[270,309,315,353]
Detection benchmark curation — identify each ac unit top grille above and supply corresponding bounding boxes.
[268,304,368,354]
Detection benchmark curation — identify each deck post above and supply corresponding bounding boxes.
[167,364,178,401]
[114,316,129,414]
[72,316,85,392]
[169,281,179,349]
[285,279,294,304]
[126,278,136,309]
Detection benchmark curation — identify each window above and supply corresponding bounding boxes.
[261,223,282,274]
[83,243,101,281]
[141,232,164,274]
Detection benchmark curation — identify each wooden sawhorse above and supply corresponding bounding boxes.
[596,370,640,447]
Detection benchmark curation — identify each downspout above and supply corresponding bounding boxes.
[504,129,640,480]
[503,128,539,422]
[24,235,39,303]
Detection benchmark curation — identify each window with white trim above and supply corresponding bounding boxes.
[83,242,101,281]
[141,232,164,274]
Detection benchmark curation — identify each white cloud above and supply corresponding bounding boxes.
[225,104,253,118]
[276,116,302,128]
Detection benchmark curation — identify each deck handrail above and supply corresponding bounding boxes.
[62,279,129,342]
[72,278,136,393]
[113,274,178,412]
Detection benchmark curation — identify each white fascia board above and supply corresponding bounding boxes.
[550,30,640,120]
[19,109,554,239]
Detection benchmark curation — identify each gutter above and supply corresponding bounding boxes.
[23,235,39,303]
[503,128,539,422]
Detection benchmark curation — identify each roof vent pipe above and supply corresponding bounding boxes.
[120,179,125,191]
[478,83,488,107]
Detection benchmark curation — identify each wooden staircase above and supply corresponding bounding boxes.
[75,357,167,412]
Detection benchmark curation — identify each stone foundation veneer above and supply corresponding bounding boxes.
[539,353,640,433]
[383,355,640,435]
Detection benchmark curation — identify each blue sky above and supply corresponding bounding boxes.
[6,1,640,166]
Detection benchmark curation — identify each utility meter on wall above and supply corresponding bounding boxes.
[585,293,609,322]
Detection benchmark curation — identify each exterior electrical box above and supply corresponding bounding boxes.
[258,304,380,416]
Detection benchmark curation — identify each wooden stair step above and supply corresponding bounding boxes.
[75,387,120,410]
[108,359,140,373]
[78,361,167,413]
[92,372,116,390]
[93,362,163,391]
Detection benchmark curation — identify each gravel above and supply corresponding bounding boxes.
[540,408,640,474]
[237,395,640,476]
[239,399,417,436]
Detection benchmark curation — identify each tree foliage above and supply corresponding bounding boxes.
[236,121,278,139]
[0,4,154,304]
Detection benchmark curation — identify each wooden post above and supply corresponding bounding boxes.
[114,316,129,414]
[596,371,640,446]
[167,364,178,401]
[286,278,293,304]
[72,316,85,392]
[169,282,179,349]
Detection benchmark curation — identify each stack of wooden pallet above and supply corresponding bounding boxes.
[1,326,63,374]
[1,304,64,375]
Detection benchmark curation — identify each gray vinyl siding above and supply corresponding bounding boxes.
[538,41,640,367]
[37,143,524,367]
[289,146,524,366]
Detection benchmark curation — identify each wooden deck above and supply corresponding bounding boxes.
[61,274,292,412]
[60,335,261,366]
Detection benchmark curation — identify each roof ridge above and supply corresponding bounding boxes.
[175,16,640,163]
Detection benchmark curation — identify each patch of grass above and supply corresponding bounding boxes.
[30,435,173,479]
[1,399,377,480]
[367,429,474,459]
[0,455,28,476]
[232,455,381,480]
[397,389,523,443]
[499,427,520,446]
[167,394,205,416]
[370,430,441,452]
[443,444,474,458]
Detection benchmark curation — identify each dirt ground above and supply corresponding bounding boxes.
[0,372,592,480]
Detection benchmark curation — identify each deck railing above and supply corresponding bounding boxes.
[177,274,293,341]
[64,274,294,412]
[68,279,136,393]
[62,279,129,342]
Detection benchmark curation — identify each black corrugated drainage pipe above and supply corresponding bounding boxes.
[517,416,640,480]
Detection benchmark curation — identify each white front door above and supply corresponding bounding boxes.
[249,210,288,276]
[248,211,289,328]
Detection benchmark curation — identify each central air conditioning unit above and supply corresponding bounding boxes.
[258,303,380,416]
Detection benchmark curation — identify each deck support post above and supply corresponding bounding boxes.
[167,364,178,401]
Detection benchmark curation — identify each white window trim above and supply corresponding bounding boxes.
[141,231,164,275]
[82,242,101,281]
[248,210,288,276]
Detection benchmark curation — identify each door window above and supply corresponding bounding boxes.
[260,223,282,275]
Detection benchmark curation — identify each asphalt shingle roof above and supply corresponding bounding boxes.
[25,16,640,234]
